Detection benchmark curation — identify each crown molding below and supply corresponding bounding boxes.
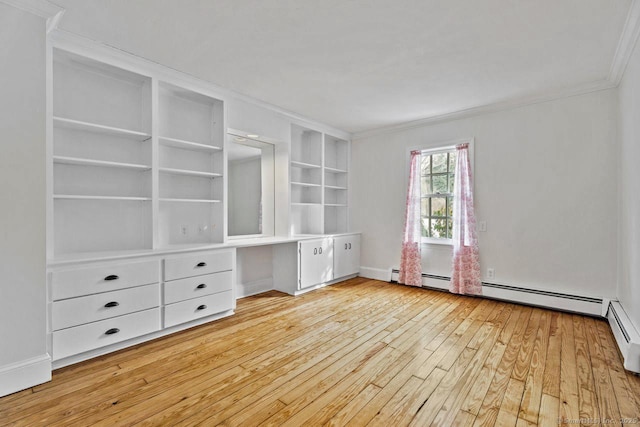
[0,0,65,33]
[609,0,640,85]
[352,79,616,141]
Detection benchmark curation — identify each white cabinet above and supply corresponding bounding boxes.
[299,238,334,289]
[333,235,361,278]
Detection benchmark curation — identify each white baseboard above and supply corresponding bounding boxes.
[236,278,274,299]
[0,354,52,397]
[607,301,640,374]
[359,266,391,282]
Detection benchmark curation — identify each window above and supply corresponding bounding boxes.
[420,148,456,242]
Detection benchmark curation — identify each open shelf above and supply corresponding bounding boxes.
[325,185,347,190]
[53,117,151,141]
[54,195,151,201]
[324,203,348,207]
[324,166,348,174]
[291,160,322,169]
[53,156,151,171]
[159,198,221,203]
[291,181,322,188]
[291,202,322,206]
[159,136,222,152]
[159,167,222,178]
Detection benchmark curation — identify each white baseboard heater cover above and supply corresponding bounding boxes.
[606,301,640,374]
[389,269,603,317]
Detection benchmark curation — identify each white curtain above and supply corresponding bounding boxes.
[399,151,422,287]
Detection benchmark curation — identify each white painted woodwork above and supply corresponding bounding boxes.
[163,290,234,328]
[163,250,233,281]
[299,238,334,289]
[333,234,361,278]
[52,308,161,360]
[164,271,233,305]
[51,283,160,330]
[50,259,159,300]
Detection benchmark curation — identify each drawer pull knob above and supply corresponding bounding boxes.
[196,262,207,267]
[196,284,207,289]
[105,328,120,335]
[348,243,352,249]
[104,301,120,308]
[197,304,207,311]
[319,247,323,255]
[104,275,119,281]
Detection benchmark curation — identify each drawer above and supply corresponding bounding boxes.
[164,271,233,305]
[51,260,159,301]
[51,284,160,331]
[164,290,233,328]
[164,250,233,281]
[52,308,160,360]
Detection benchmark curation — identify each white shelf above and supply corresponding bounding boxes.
[291,181,322,188]
[291,160,322,169]
[53,156,151,171]
[291,202,322,206]
[325,203,348,207]
[159,136,222,152]
[325,166,348,174]
[54,195,151,201]
[325,185,348,190]
[53,117,151,141]
[159,198,221,203]
[159,167,222,178]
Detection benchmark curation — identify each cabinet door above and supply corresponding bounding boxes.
[333,235,361,279]
[299,238,333,289]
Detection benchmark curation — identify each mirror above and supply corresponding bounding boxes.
[227,132,275,237]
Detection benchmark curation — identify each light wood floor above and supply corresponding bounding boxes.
[1,278,639,426]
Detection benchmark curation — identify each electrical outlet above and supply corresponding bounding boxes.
[478,221,487,232]
[198,224,208,235]
[487,268,495,280]
[180,225,188,236]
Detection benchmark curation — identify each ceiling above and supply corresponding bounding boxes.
[51,0,632,134]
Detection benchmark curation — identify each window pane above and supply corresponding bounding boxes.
[421,155,431,175]
[448,152,457,172]
[447,197,454,216]
[446,218,453,239]
[431,197,446,217]
[431,218,447,238]
[432,153,447,173]
[421,217,430,237]
[432,174,448,194]
[421,198,429,218]
[448,174,455,193]
[421,176,431,194]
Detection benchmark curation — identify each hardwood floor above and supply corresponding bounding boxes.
[1,278,639,426]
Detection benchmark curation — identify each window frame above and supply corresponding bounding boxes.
[406,138,474,246]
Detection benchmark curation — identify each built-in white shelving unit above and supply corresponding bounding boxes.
[52,49,153,256]
[290,125,350,235]
[50,48,225,258]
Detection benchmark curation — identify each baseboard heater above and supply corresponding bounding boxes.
[606,301,640,373]
[389,269,603,316]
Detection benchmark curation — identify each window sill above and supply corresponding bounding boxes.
[421,238,453,246]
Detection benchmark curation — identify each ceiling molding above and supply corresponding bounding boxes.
[0,0,62,19]
[49,29,351,141]
[609,0,640,85]
[352,79,616,141]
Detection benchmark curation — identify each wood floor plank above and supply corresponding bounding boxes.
[1,279,637,427]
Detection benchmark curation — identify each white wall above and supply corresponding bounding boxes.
[618,37,640,331]
[0,3,49,391]
[352,89,619,299]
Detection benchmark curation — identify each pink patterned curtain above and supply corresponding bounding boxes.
[399,151,422,287]
[450,143,482,295]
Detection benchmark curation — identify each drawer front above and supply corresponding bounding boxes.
[164,271,233,305]
[52,308,161,360]
[51,260,159,301]
[164,290,233,328]
[164,250,233,281]
[52,284,160,331]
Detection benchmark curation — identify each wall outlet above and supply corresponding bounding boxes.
[180,225,188,236]
[198,224,208,235]
[487,268,495,280]
[478,221,487,232]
